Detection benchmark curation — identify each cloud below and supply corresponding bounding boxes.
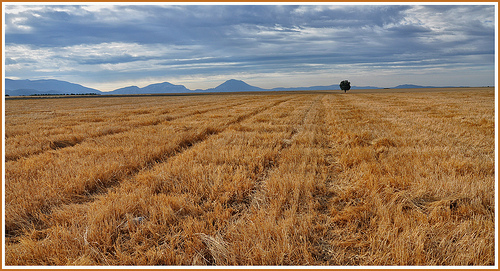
[3,4,495,90]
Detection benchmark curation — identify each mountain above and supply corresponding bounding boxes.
[204,79,263,92]
[351,85,381,90]
[5,78,468,96]
[107,82,190,95]
[393,84,433,89]
[109,86,141,95]
[5,78,102,96]
[142,82,190,93]
[392,84,468,89]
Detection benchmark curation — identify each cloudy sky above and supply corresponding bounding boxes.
[3,3,496,91]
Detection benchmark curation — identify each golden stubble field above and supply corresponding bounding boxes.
[3,87,496,266]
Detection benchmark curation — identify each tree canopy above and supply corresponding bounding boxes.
[340,80,351,93]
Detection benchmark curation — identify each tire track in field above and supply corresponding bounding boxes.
[124,96,297,178]
[5,97,264,162]
[5,96,295,238]
[81,96,298,199]
[236,94,341,264]
[186,95,323,265]
[4,94,320,265]
[247,95,324,212]
[316,93,495,265]
[209,94,333,265]
[84,95,319,265]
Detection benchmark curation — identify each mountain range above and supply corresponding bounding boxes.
[4,78,468,96]
[5,79,101,96]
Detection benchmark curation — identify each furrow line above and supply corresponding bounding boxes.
[247,95,323,212]
[5,97,262,162]
[84,96,296,200]
[4,96,294,238]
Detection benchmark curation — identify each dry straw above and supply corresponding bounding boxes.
[4,88,495,265]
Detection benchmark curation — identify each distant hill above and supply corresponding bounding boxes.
[393,84,434,89]
[204,79,263,92]
[392,84,469,89]
[5,78,470,96]
[108,82,190,95]
[5,79,102,96]
[109,85,141,95]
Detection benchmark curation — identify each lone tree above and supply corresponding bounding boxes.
[340,80,351,93]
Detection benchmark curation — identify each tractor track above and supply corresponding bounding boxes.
[5,96,296,238]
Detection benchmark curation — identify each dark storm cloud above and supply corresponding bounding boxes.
[3,5,417,47]
[4,4,495,89]
[5,5,301,47]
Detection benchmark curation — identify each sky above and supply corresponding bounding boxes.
[3,3,497,91]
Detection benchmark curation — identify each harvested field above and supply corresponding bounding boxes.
[3,87,496,266]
